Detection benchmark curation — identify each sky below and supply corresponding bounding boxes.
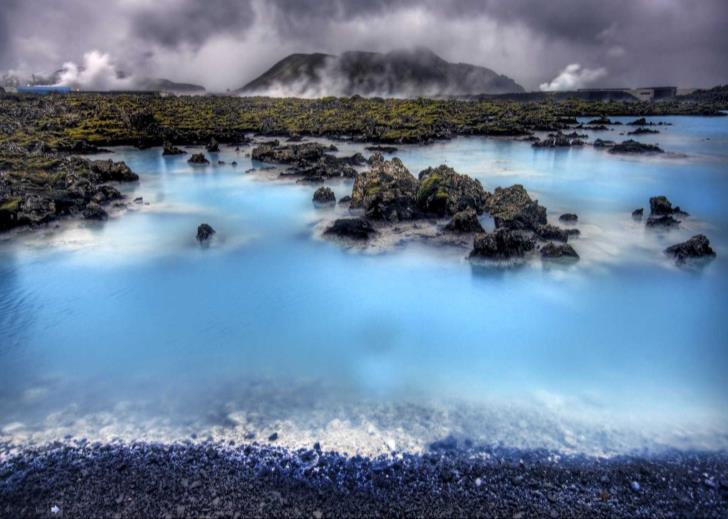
[1,0,727,92]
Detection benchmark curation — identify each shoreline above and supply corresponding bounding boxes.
[2,441,726,517]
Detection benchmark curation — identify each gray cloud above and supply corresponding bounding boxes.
[1,0,726,92]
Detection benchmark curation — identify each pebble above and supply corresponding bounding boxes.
[630,481,641,492]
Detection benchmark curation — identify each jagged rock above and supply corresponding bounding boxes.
[535,224,569,242]
[444,208,484,233]
[541,242,579,260]
[416,165,488,216]
[646,215,680,227]
[338,195,352,205]
[82,202,108,220]
[559,213,578,223]
[323,218,376,240]
[350,156,419,221]
[188,153,209,164]
[628,127,659,135]
[665,234,716,263]
[469,229,535,260]
[206,138,220,152]
[628,117,651,126]
[588,116,613,125]
[649,196,687,216]
[565,228,581,237]
[196,223,216,242]
[162,141,186,155]
[252,142,330,164]
[532,132,572,148]
[88,160,139,182]
[608,140,663,154]
[313,186,336,205]
[484,185,547,231]
[92,185,123,203]
[632,208,644,219]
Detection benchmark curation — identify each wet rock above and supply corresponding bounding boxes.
[89,159,140,182]
[646,215,680,227]
[252,141,329,164]
[365,145,398,153]
[268,432,279,442]
[133,197,143,204]
[196,223,216,243]
[565,228,581,237]
[628,117,651,126]
[82,202,108,220]
[665,234,716,263]
[350,156,419,221]
[628,127,659,135]
[444,208,484,233]
[206,138,220,152]
[469,229,535,260]
[632,208,644,219]
[541,242,579,260]
[559,213,578,223]
[532,132,573,148]
[338,195,352,205]
[484,185,547,231]
[323,218,377,240]
[535,224,569,242]
[416,165,488,216]
[313,186,336,205]
[608,140,663,154]
[588,116,614,125]
[188,153,209,164]
[649,196,687,216]
[162,141,186,155]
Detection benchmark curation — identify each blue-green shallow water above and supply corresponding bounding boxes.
[1,116,727,456]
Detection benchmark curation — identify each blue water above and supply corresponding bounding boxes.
[1,116,727,456]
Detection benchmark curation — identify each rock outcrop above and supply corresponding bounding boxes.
[350,155,419,221]
[541,242,579,260]
[608,140,663,154]
[469,230,535,260]
[196,223,216,243]
[188,153,209,164]
[162,141,186,155]
[664,234,716,264]
[313,186,336,205]
[323,218,377,240]
[206,138,220,152]
[559,213,578,223]
[416,165,488,216]
[484,185,547,231]
[444,208,484,233]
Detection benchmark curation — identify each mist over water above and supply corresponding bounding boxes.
[1,116,727,457]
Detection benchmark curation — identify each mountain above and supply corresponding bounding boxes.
[238,47,524,97]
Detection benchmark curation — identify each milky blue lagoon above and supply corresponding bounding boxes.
[1,116,727,457]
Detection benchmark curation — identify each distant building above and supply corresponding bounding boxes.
[17,85,71,95]
[577,86,677,101]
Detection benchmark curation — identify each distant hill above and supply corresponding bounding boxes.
[137,78,205,94]
[238,47,524,97]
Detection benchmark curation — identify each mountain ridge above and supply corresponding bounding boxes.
[238,47,524,97]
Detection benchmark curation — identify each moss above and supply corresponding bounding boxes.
[0,197,22,212]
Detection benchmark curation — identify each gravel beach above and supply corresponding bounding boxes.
[2,441,726,518]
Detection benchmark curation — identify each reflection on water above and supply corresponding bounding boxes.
[1,116,727,457]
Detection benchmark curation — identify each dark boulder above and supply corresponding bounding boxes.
[665,234,716,264]
[646,215,681,227]
[162,141,186,155]
[593,139,615,148]
[469,229,535,260]
[323,218,377,240]
[588,116,613,125]
[649,196,687,216]
[444,208,484,233]
[82,202,108,221]
[89,160,139,182]
[484,184,547,231]
[252,142,329,164]
[313,186,336,205]
[608,140,663,154]
[206,138,220,153]
[628,127,659,135]
[416,165,488,216]
[535,224,569,242]
[196,223,216,243]
[559,213,578,223]
[632,208,644,219]
[365,146,398,153]
[628,117,651,126]
[188,153,209,164]
[338,195,352,205]
[350,156,419,222]
[541,242,579,260]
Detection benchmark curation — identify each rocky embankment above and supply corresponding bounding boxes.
[1,441,726,518]
[0,143,139,232]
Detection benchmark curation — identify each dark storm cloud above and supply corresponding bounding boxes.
[1,0,727,91]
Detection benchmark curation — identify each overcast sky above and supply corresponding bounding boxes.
[1,0,727,92]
